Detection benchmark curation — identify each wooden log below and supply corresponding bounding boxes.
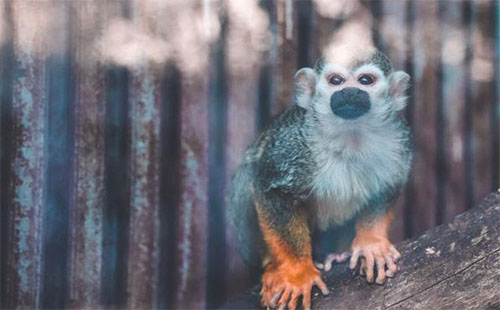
[224,191,500,309]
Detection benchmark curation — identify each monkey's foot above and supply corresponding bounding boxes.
[315,252,350,272]
[261,260,329,310]
[349,237,401,284]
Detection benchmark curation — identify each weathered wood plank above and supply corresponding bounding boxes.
[125,1,163,306]
[471,0,496,205]
[441,0,468,224]
[2,1,49,307]
[68,1,106,308]
[409,0,439,235]
[224,191,500,310]
[274,0,298,114]
[224,0,264,301]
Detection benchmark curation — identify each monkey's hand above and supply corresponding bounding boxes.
[349,235,401,284]
[261,259,329,310]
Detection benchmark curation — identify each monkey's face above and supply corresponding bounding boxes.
[313,60,403,125]
[321,62,389,122]
[294,48,410,135]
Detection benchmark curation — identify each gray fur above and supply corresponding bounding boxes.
[314,56,326,74]
[228,163,265,267]
[370,50,393,76]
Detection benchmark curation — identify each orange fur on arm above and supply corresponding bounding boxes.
[256,202,312,266]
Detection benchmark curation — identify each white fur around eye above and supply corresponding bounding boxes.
[323,64,350,78]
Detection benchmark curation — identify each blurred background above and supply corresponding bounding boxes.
[0,0,498,309]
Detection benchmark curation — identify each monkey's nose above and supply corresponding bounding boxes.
[330,87,371,120]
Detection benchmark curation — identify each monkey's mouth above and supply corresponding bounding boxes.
[330,87,371,120]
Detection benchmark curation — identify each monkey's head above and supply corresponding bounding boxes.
[295,45,410,134]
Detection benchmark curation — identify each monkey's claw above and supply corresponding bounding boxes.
[261,261,329,310]
[349,237,400,284]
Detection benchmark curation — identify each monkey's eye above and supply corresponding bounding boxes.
[358,75,374,85]
[329,75,344,85]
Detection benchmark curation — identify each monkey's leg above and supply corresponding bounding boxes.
[349,208,401,284]
[256,195,329,310]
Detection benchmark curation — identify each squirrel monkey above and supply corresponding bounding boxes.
[229,45,412,310]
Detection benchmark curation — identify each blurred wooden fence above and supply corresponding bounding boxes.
[1,0,498,309]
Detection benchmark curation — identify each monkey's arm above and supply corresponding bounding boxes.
[349,205,401,284]
[256,191,329,310]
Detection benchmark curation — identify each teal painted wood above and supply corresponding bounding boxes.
[100,2,131,309]
[173,63,210,310]
[68,1,106,308]
[127,62,161,308]
[2,1,48,307]
[40,1,74,306]
[101,64,130,308]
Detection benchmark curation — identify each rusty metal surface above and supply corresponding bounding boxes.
[1,0,499,309]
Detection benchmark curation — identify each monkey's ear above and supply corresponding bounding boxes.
[389,71,410,111]
[294,67,316,109]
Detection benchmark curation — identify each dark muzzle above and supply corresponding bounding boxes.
[330,87,371,120]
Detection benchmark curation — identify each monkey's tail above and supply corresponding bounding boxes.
[227,164,265,270]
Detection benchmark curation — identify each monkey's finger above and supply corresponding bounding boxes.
[390,246,401,261]
[259,291,266,307]
[384,254,397,274]
[270,288,284,308]
[365,253,375,283]
[314,276,330,296]
[260,296,269,309]
[263,291,272,306]
[302,289,312,310]
[324,252,350,271]
[315,262,324,270]
[349,249,361,269]
[338,252,351,263]
[386,269,394,278]
[375,255,386,284]
[323,254,335,272]
[260,281,270,300]
[261,285,274,307]
[288,289,300,310]
[277,288,292,310]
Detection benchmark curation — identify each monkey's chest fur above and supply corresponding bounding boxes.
[309,126,411,230]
